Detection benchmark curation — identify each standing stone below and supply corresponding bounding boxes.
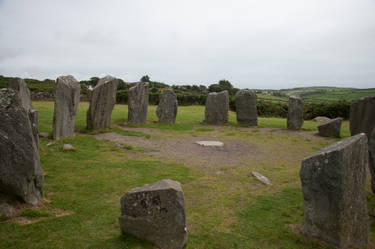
[235,89,257,126]
[0,89,44,205]
[156,89,178,123]
[128,83,149,124]
[287,96,304,130]
[86,76,118,130]
[205,90,229,125]
[8,77,39,148]
[369,127,375,194]
[8,77,33,111]
[52,75,80,140]
[119,179,187,249]
[318,117,343,137]
[300,133,369,248]
[350,96,375,138]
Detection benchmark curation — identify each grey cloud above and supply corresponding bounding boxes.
[0,0,374,89]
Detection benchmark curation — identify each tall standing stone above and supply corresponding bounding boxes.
[8,78,39,148]
[287,96,304,130]
[156,89,178,123]
[350,96,375,195]
[52,75,80,140]
[369,127,375,194]
[350,96,375,138]
[86,76,118,130]
[119,179,187,249]
[128,82,149,124]
[0,89,44,205]
[235,89,257,126]
[300,133,369,248]
[317,117,342,137]
[205,90,229,125]
[8,77,33,111]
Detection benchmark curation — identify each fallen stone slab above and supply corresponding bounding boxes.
[251,171,272,185]
[128,82,149,124]
[195,141,224,147]
[0,89,44,205]
[318,117,342,137]
[205,90,229,125]
[119,179,187,249]
[52,75,80,140]
[287,96,304,130]
[86,75,118,130]
[235,89,258,126]
[300,133,369,248]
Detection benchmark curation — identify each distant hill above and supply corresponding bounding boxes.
[1,75,374,103]
[279,86,375,102]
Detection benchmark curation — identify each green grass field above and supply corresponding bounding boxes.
[0,101,373,249]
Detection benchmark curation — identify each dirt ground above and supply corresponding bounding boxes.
[93,125,332,175]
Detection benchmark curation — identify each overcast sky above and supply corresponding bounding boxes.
[0,0,374,89]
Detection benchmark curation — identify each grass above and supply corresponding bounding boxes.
[0,101,372,249]
[20,209,50,219]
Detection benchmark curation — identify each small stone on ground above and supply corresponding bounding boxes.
[39,132,49,138]
[251,171,272,185]
[62,144,75,151]
[195,141,224,147]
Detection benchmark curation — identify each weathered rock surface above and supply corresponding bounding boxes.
[313,116,331,123]
[8,77,33,111]
[52,75,80,140]
[8,78,39,148]
[205,90,229,125]
[156,89,178,123]
[0,89,44,205]
[0,201,15,218]
[287,96,304,130]
[318,117,342,137]
[119,179,187,249]
[128,83,149,124]
[235,90,257,126]
[86,75,118,130]
[350,96,375,138]
[300,133,369,248]
[369,127,375,195]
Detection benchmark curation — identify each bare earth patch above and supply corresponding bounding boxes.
[94,132,262,171]
[0,199,74,225]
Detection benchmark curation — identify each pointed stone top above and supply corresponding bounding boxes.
[130,82,149,90]
[209,90,228,96]
[94,75,117,89]
[290,95,302,100]
[305,133,367,162]
[8,77,24,91]
[56,75,80,88]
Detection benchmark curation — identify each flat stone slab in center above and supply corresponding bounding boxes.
[195,141,224,147]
